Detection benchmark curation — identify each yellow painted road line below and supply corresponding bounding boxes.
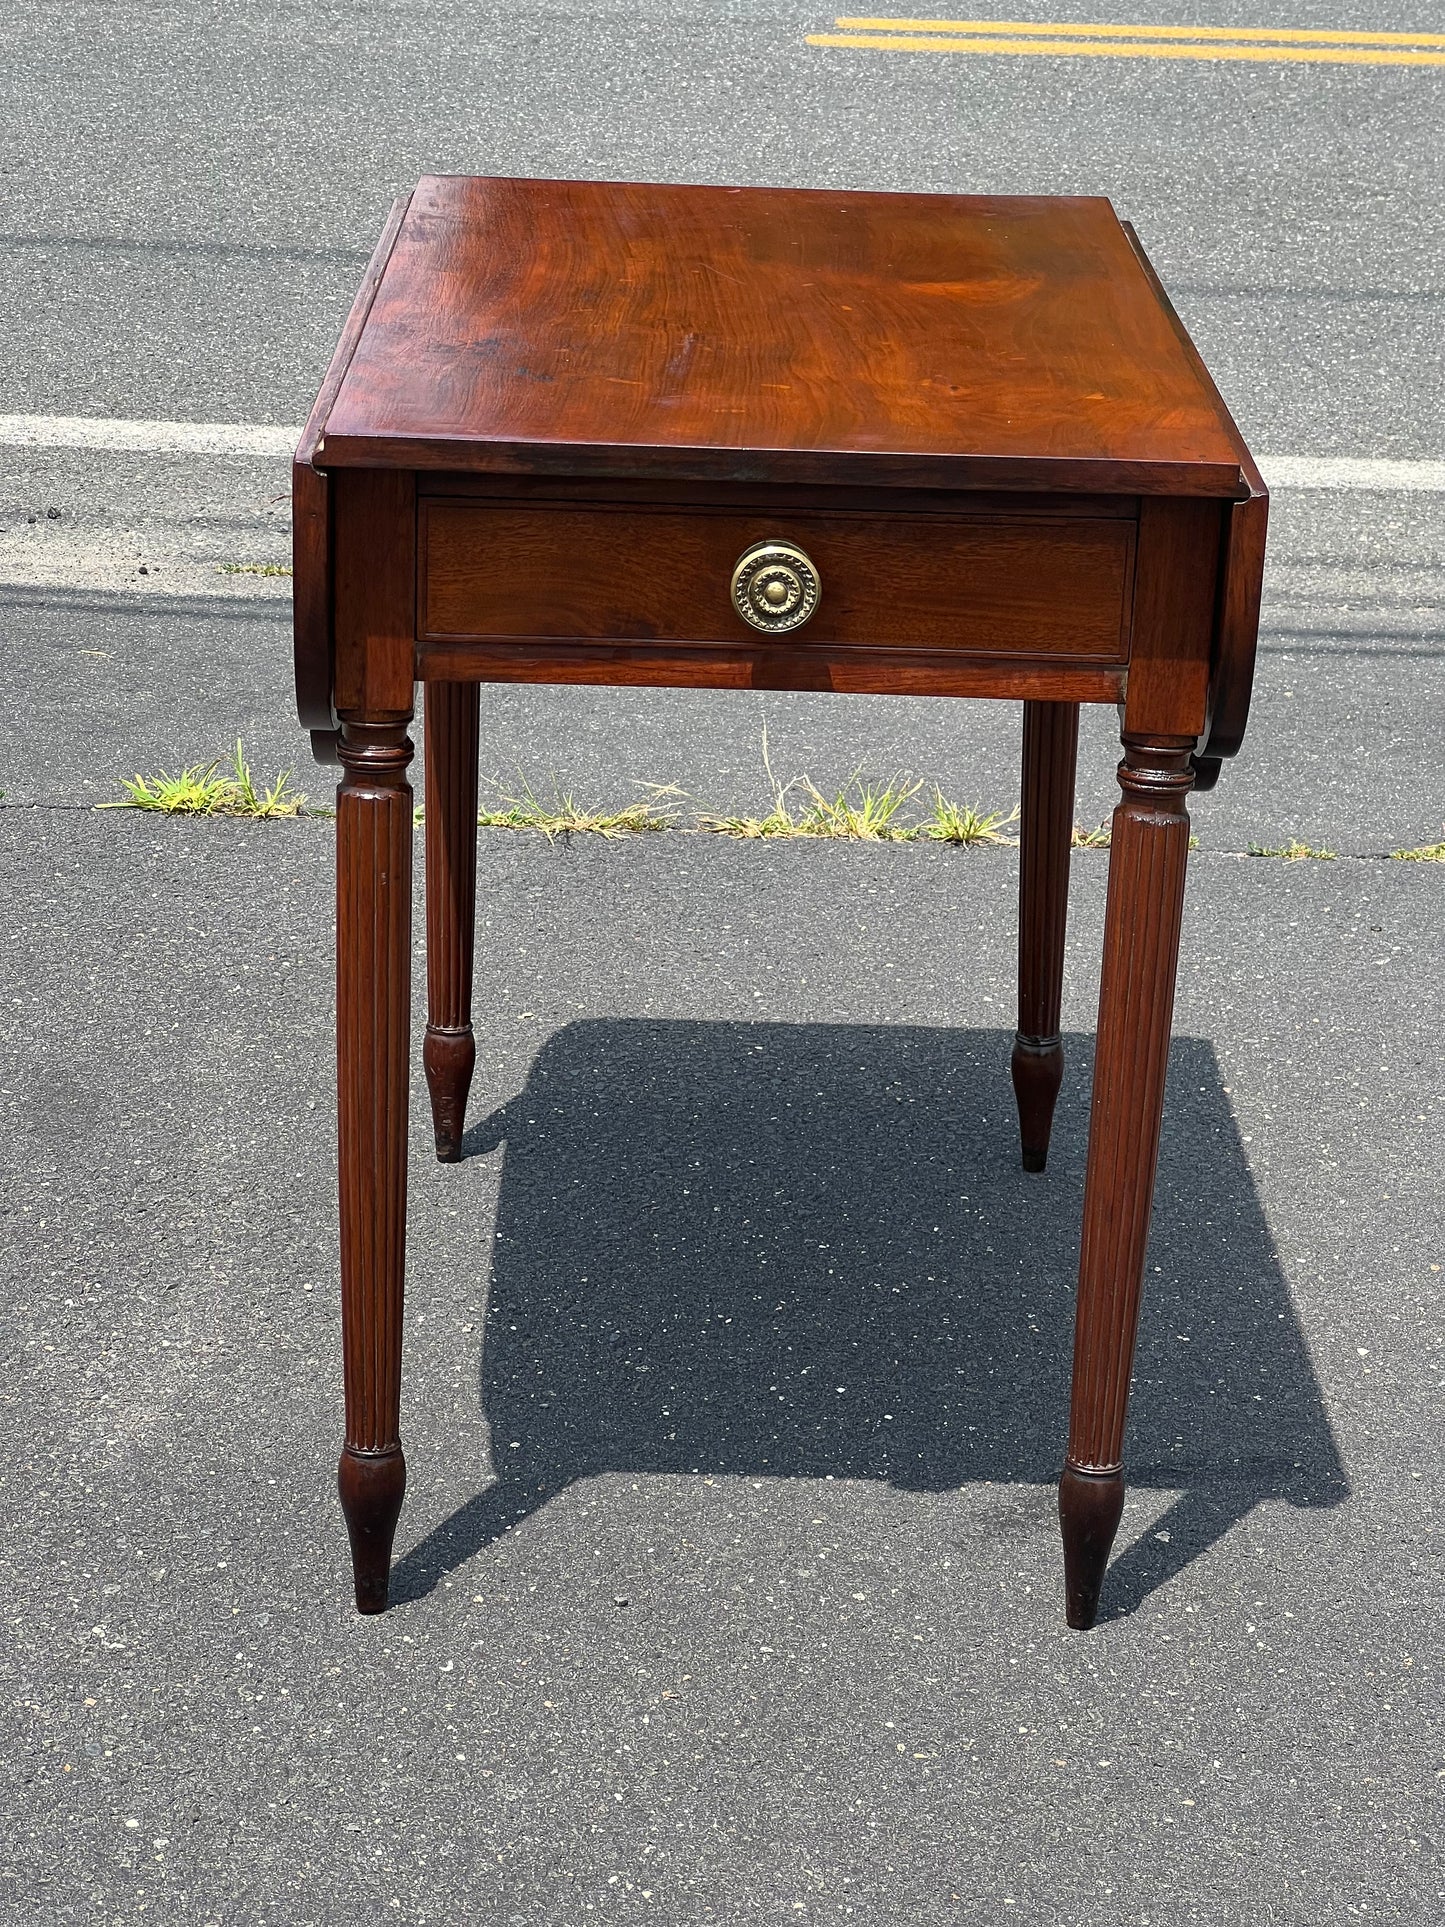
[834,17,1445,48]
[809,27,1445,63]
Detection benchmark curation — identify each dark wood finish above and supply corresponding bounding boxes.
[333,469,417,719]
[421,501,1133,659]
[335,718,414,1613]
[293,193,413,764]
[318,177,1251,498]
[423,681,480,1161]
[418,641,1126,705]
[330,470,421,1614]
[1059,1466,1126,1629]
[294,176,1271,1629]
[1123,497,1225,741]
[1061,735,1195,1628]
[1012,701,1079,1171]
[1195,478,1268,787]
[1121,222,1269,776]
[421,472,1142,517]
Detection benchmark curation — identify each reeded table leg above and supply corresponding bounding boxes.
[1061,735,1193,1628]
[423,681,481,1161]
[1012,700,1079,1171]
[336,719,414,1613]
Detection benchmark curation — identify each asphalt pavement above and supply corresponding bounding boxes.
[2,5,1443,1924]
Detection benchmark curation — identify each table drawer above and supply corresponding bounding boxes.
[420,502,1133,660]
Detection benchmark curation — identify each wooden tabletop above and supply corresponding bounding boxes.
[314,176,1251,498]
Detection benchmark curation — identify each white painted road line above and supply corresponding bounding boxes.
[0,414,298,458]
[2,415,1444,492]
[1256,456,1445,493]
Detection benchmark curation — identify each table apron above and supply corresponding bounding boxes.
[414,639,1125,703]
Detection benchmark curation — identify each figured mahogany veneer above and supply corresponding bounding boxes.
[319,176,1247,497]
[421,500,1134,660]
[293,174,1269,1632]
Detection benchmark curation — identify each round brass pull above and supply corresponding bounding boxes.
[731,542,821,634]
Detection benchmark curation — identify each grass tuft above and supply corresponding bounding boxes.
[1247,839,1336,862]
[795,773,923,840]
[98,727,1015,851]
[1072,821,1111,849]
[922,792,1019,847]
[698,733,1012,845]
[476,777,674,839]
[696,805,799,839]
[99,740,308,817]
[701,780,1015,846]
[1390,839,1445,862]
[700,771,929,842]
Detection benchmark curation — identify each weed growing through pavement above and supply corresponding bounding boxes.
[699,774,1014,845]
[696,801,800,839]
[100,732,1018,845]
[417,776,676,838]
[796,772,923,839]
[922,792,1018,846]
[1247,839,1337,861]
[93,739,1428,870]
[477,781,674,838]
[217,562,292,577]
[696,731,1014,844]
[99,740,309,818]
[1072,822,1111,849]
[698,732,909,840]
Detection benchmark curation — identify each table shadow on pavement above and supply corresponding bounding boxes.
[392,1021,1345,1620]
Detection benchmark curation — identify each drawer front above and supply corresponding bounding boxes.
[421,502,1133,660]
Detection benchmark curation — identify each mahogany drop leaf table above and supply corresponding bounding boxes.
[292,175,1267,1629]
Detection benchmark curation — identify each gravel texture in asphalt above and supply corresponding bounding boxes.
[4,2,1443,457]
[3,3,1444,1921]
[2,814,1441,1922]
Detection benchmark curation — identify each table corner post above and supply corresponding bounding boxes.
[422,680,482,1162]
[1061,731,1194,1628]
[335,713,415,1613]
[1012,699,1080,1171]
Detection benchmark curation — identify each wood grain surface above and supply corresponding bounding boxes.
[421,500,1133,659]
[1012,701,1080,1172]
[317,176,1252,495]
[1062,734,1195,1628]
[416,639,1125,705]
[1121,496,1223,741]
[422,682,480,1165]
[335,719,415,1613]
[293,192,413,751]
[1120,221,1267,767]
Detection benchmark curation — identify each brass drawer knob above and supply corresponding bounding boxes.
[731,541,821,633]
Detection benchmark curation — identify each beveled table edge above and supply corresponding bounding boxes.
[312,433,1249,501]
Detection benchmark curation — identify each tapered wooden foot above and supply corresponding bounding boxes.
[1058,1465,1125,1629]
[339,1447,408,1613]
[1011,1039,1064,1173]
[1061,735,1193,1628]
[423,682,480,1161]
[1013,700,1078,1171]
[423,1029,475,1163]
[336,717,413,1616]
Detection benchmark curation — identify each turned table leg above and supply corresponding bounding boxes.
[422,681,481,1161]
[335,718,414,1613]
[1012,700,1079,1171]
[1060,736,1193,1628]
